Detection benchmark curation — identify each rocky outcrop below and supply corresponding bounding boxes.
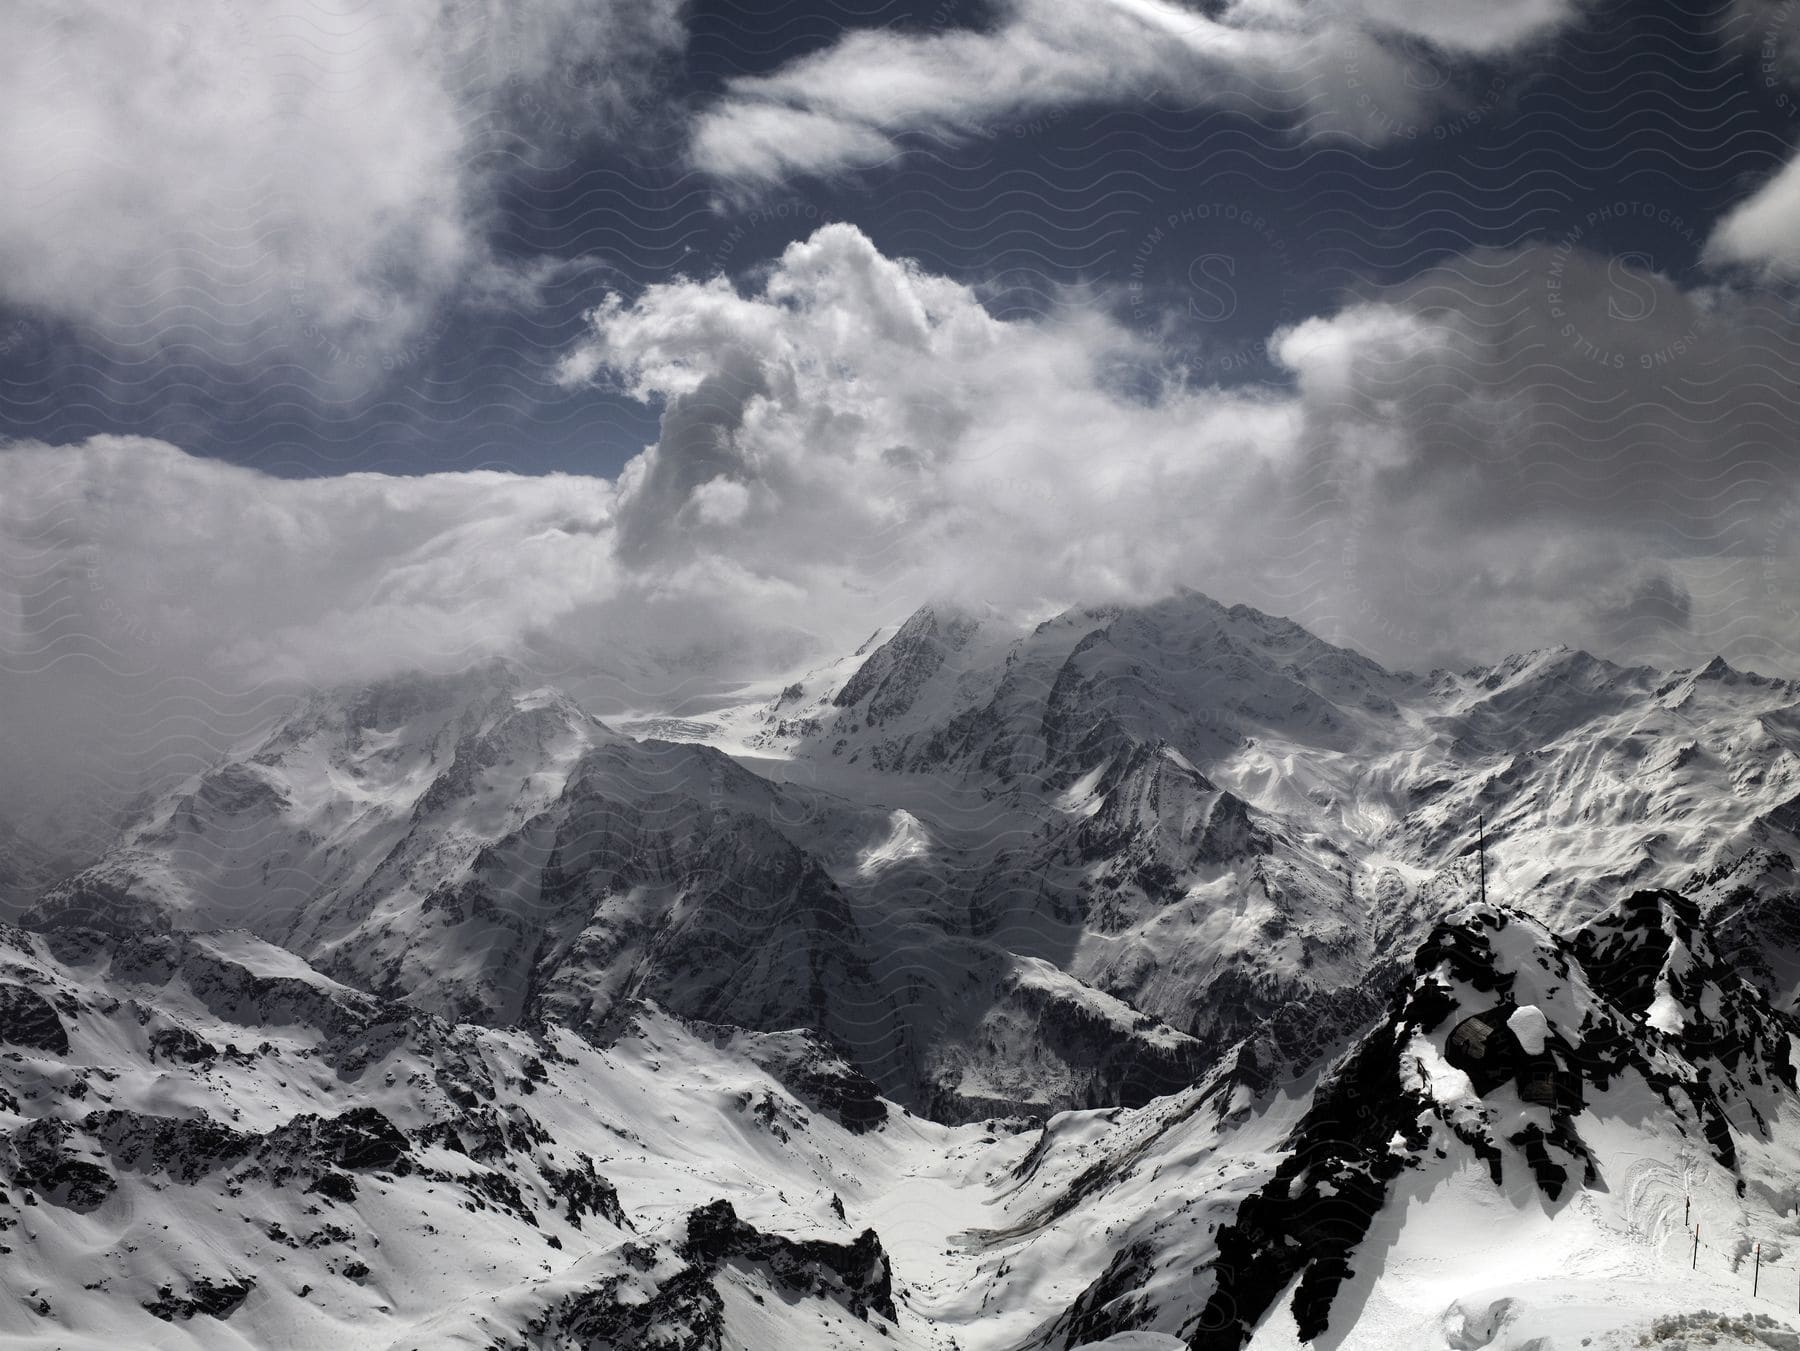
[0,981,67,1052]
[142,1276,255,1322]
[717,1025,890,1133]
[1061,890,1800,1350]
[681,1198,896,1322]
[524,1261,724,1351]
[7,1117,116,1211]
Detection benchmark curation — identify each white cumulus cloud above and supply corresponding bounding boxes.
[0,0,685,362]
[1705,153,1800,278]
[563,225,1798,672]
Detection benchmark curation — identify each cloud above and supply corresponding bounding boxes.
[0,436,622,685]
[6,225,1799,828]
[0,433,631,835]
[1707,0,1800,277]
[564,225,1800,671]
[0,0,685,363]
[1705,153,1800,277]
[690,0,1584,185]
[561,222,1300,629]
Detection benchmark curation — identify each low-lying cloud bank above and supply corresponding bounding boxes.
[4,222,1798,820]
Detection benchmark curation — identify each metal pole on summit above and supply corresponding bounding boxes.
[1478,813,1487,906]
[1693,1223,1700,1270]
[1755,1243,1762,1298]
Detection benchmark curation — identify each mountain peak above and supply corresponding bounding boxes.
[831,601,982,720]
[1186,891,1800,1349]
[272,656,521,735]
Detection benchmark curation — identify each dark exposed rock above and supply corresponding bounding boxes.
[546,1153,627,1230]
[1050,1240,1159,1349]
[722,1027,889,1134]
[1024,889,1785,1349]
[149,1026,218,1064]
[143,1275,255,1321]
[1019,980,1206,1111]
[1191,987,1437,1350]
[682,1198,896,1322]
[833,605,979,726]
[86,1109,253,1182]
[528,1265,724,1351]
[437,1165,538,1225]
[417,1101,551,1164]
[37,927,385,1044]
[81,1104,409,1190]
[24,875,172,937]
[0,982,68,1053]
[275,1106,412,1173]
[307,1171,357,1203]
[190,763,290,818]
[7,1118,115,1211]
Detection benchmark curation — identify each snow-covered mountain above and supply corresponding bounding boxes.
[737,591,1800,1015]
[1048,889,1800,1348]
[32,592,1800,1117]
[25,657,1208,1121]
[0,920,915,1348]
[6,892,1800,1349]
[11,589,1800,1347]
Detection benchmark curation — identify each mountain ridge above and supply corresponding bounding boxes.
[23,590,1800,1127]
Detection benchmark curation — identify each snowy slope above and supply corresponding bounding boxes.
[14,590,1800,1346]
[733,593,1800,1017]
[29,663,611,940]
[0,919,933,1348]
[1018,891,1800,1350]
[28,660,1207,1121]
[8,893,1800,1350]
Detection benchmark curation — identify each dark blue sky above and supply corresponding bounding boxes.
[0,0,1787,479]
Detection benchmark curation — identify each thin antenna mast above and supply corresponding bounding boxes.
[1478,813,1487,905]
